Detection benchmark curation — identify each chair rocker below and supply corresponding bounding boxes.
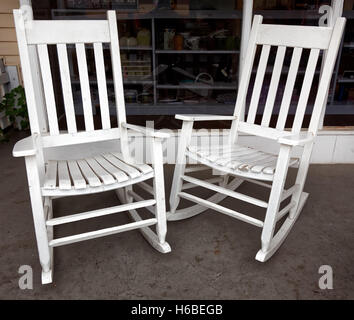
[169,15,346,262]
[13,8,170,284]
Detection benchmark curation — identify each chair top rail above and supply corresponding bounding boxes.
[256,23,332,49]
[40,128,121,149]
[25,20,110,45]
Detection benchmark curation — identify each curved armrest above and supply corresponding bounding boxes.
[278,132,314,147]
[13,136,36,157]
[122,123,170,139]
[175,114,237,122]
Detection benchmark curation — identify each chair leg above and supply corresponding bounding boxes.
[152,138,167,245]
[25,156,53,284]
[169,121,193,215]
[256,145,291,262]
[289,143,312,220]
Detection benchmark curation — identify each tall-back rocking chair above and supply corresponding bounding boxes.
[169,15,346,262]
[13,8,170,284]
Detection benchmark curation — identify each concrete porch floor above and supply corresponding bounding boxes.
[0,132,353,299]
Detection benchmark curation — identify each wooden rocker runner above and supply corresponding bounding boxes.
[12,8,170,284]
[168,15,346,262]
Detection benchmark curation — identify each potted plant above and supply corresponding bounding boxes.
[0,85,29,132]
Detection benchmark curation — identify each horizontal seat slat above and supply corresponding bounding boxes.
[85,158,115,185]
[104,153,141,179]
[43,161,57,190]
[67,160,86,190]
[76,159,102,187]
[58,161,71,190]
[94,155,129,183]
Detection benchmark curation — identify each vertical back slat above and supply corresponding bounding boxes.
[292,48,320,133]
[276,47,303,130]
[76,43,94,131]
[37,44,59,135]
[261,45,286,127]
[94,42,110,129]
[246,44,270,124]
[57,43,77,133]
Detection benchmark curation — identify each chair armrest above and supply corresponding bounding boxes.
[13,136,36,157]
[122,123,170,139]
[278,132,314,146]
[175,114,237,122]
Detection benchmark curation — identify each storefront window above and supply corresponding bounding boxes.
[32,1,354,129]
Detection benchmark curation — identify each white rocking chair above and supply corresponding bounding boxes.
[12,8,170,284]
[169,15,346,262]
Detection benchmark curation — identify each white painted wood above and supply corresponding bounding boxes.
[309,18,347,134]
[76,43,94,131]
[94,155,129,182]
[57,43,77,134]
[122,122,170,139]
[232,15,263,126]
[24,156,52,279]
[93,42,110,130]
[169,120,193,213]
[47,200,156,226]
[49,218,157,247]
[239,0,253,84]
[182,174,268,208]
[261,46,286,127]
[256,24,332,49]
[169,16,346,262]
[13,10,41,134]
[42,170,154,197]
[76,159,102,187]
[276,47,302,130]
[26,20,110,45]
[238,122,287,140]
[105,153,140,179]
[41,128,121,148]
[37,44,59,135]
[58,160,71,190]
[12,136,36,157]
[318,0,344,129]
[127,190,155,215]
[247,44,270,124]
[67,160,86,189]
[152,138,168,244]
[85,157,115,185]
[179,192,264,228]
[175,114,237,122]
[136,181,154,196]
[14,9,171,283]
[278,132,314,146]
[43,161,57,189]
[292,49,320,133]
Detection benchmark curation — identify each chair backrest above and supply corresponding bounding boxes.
[231,15,346,142]
[13,8,128,150]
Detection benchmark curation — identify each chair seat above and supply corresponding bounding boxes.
[187,144,298,181]
[42,152,153,196]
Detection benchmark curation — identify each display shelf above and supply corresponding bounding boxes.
[156,82,237,90]
[51,6,354,116]
[155,50,240,54]
[120,46,152,50]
